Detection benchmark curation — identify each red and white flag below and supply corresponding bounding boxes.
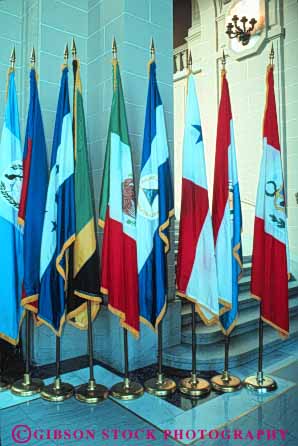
[251,64,290,337]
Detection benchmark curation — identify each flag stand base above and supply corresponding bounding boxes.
[179,373,211,398]
[144,373,176,396]
[75,379,108,404]
[145,322,176,397]
[110,377,144,401]
[210,336,241,393]
[211,371,241,393]
[243,373,277,393]
[40,377,74,402]
[75,302,109,404]
[244,316,278,393]
[110,329,144,400]
[0,377,10,392]
[11,373,43,396]
[178,304,211,398]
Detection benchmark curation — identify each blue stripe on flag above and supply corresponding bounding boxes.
[220,181,242,332]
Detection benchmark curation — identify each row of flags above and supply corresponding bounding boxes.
[0,54,173,345]
[0,51,290,348]
[177,64,290,338]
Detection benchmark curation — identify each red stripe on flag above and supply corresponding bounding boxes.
[100,207,139,337]
[176,178,209,294]
[251,217,289,335]
[212,73,231,243]
[263,66,280,150]
[18,138,33,223]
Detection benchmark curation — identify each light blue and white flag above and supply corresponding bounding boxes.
[136,61,174,331]
[0,68,24,345]
[38,66,75,335]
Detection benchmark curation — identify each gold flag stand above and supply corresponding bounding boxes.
[110,328,144,400]
[10,49,43,397]
[143,39,176,398]
[178,303,211,397]
[243,45,277,394]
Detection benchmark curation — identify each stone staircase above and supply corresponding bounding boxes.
[164,224,298,371]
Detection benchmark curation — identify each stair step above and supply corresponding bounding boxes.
[181,295,298,345]
[163,315,298,370]
[181,280,298,327]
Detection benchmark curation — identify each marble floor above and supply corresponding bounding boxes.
[0,338,297,446]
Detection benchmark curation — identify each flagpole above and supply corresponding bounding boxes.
[107,39,143,401]
[141,39,176,397]
[39,45,75,403]
[210,50,241,393]
[110,327,144,400]
[144,319,176,396]
[11,48,43,397]
[70,38,108,404]
[0,49,15,392]
[211,333,241,392]
[244,44,278,393]
[176,52,211,398]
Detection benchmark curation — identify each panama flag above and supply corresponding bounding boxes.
[18,68,48,314]
[251,65,290,337]
[176,74,219,325]
[38,66,75,335]
[99,59,139,338]
[212,70,243,335]
[136,61,174,331]
[0,68,24,345]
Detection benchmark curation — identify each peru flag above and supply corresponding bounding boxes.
[251,65,290,337]
[176,74,219,325]
[212,70,243,335]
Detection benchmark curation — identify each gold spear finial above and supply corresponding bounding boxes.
[150,38,155,60]
[112,37,117,59]
[64,43,69,64]
[30,47,36,67]
[187,50,192,72]
[222,49,227,71]
[72,38,77,59]
[10,47,16,69]
[269,42,274,66]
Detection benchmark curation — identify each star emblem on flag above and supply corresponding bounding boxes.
[51,221,57,232]
[192,124,202,144]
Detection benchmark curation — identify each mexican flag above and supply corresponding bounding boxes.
[98,59,139,338]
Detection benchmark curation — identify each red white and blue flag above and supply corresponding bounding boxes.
[212,70,243,335]
[176,74,219,325]
[251,65,290,337]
